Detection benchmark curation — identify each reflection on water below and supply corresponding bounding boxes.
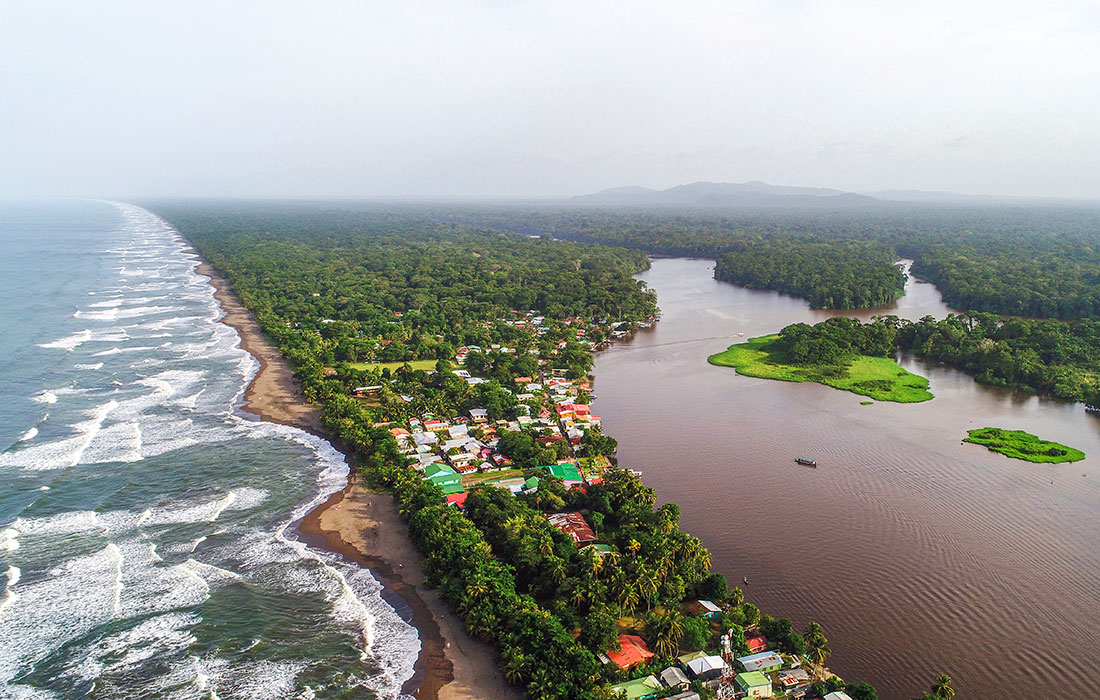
[594,258,1100,700]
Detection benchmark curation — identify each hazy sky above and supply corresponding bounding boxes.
[2,1,1098,198]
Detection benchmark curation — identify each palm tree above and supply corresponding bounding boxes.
[803,621,830,673]
[546,556,567,584]
[465,574,490,601]
[586,548,604,577]
[501,648,530,685]
[613,577,639,616]
[646,609,685,658]
[527,668,559,700]
[635,567,659,610]
[729,586,745,608]
[538,534,555,557]
[932,674,955,700]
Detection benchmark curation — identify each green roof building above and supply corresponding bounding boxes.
[538,463,583,482]
[735,671,772,698]
[610,674,662,700]
[424,463,456,479]
[424,464,463,494]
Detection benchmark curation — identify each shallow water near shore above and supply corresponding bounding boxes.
[594,258,1100,700]
[0,201,418,699]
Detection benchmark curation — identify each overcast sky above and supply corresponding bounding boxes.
[2,1,1098,199]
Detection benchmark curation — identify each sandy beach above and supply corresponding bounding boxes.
[194,258,519,700]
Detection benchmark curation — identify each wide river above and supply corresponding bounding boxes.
[593,258,1100,700]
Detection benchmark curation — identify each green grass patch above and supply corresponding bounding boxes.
[964,427,1085,464]
[347,359,446,372]
[860,401,874,405]
[707,334,933,403]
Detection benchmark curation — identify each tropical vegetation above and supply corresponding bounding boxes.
[963,427,1085,464]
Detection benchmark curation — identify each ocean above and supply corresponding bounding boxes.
[0,200,418,699]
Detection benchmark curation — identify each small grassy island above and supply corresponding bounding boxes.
[964,427,1085,463]
[708,317,933,403]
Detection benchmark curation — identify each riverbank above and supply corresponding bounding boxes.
[194,257,517,700]
[708,334,933,403]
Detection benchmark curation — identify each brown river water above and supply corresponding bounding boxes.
[592,258,1100,700]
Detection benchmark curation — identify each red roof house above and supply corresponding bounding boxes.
[546,512,597,545]
[606,634,655,669]
[745,633,768,654]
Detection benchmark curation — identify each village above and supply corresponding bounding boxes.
[348,317,857,700]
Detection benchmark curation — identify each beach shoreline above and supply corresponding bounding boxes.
[193,256,517,700]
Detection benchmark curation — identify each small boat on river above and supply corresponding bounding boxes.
[795,457,817,467]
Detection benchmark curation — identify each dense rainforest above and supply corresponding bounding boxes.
[429,203,1100,319]
[154,202,656,407]
[772,315,1100,408]
[714,240,905,309]
[151,202,871,700]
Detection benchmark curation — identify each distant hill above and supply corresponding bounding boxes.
[861,189,1001,203]
[572,181,877,207]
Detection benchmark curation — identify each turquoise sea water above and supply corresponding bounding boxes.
[0,201,418,699]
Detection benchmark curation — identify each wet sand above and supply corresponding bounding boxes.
[194,258,518,700]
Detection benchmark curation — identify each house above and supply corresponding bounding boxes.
[353,385,383,396]
[692,599,722,618]
[539,463,584,485]
[745,633,768,654]
[415,451,445,466]
[583,543,615,558]
[447,424,469,440]
[546,512,597,545]
[823,693,855,700]
[777,668,812,690]
[659,666,691,691]
[424,465,464,494]
[522,476,540,492]
[681,654,728,683]
[606,634,655,670]
[666,693,700,700]
[735,671,772,698]
[737,651,784,673]
[422,419,447,431]
[469,408,489,423]
[412,431,439,447]
[448,452,478,470]
[445,492,468,509]
[610,675,662,700]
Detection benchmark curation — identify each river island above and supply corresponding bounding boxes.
[708,318,933,403]
[964,427,1085,464]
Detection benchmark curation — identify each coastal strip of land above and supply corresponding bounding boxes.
[194,257,518,700]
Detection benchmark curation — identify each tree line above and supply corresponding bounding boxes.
[773,314,1100,408]
[429,202,1100,320]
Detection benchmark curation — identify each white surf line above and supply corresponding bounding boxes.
[70,400,118,467]
[106,543,123,616]
[178,563,211,595]
[207,491,237,522]
[18,427,38,443]
[1,527,18,552]
[0,565,20,618]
